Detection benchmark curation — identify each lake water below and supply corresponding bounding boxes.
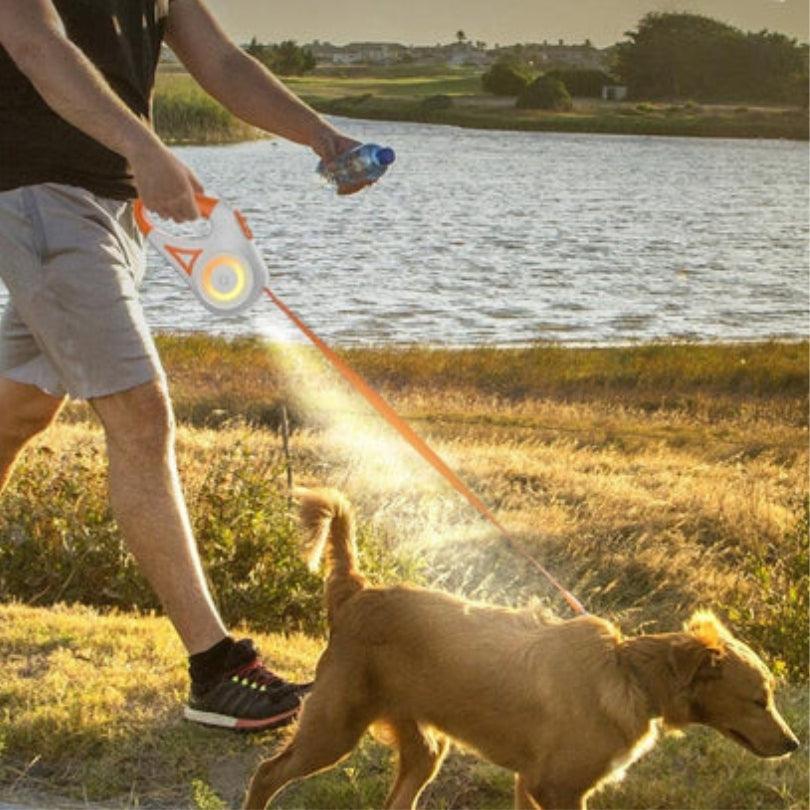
[2,118,808,345]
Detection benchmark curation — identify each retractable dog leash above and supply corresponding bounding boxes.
[135,190,587,617]
[133,195,268,315]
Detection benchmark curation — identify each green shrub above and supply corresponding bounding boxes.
[0,439,417,636]
[244,38,316,76]
[516,76,573,111]
[547,68,614,97]
[420,94,454,111]
[481,60,533,96]
[635,102,656,113]
[725,499,809,682]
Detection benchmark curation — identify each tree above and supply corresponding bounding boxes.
[616,12,807,103]
[481,60,534,96]
[272,40,316,75]
[516,76,573,110]
[742,30,809,103]
[243,39,316,76]
[456,30,466,44]
[547,69,614,97]
[245,37,262,59]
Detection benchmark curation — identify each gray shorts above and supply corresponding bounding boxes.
[0,183,165,400]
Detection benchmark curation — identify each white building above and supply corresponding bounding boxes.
[602,85,628,101]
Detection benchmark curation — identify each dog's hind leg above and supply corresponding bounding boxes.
[519,778,587,810]
[383,721,449,810]
[243,686,371,810]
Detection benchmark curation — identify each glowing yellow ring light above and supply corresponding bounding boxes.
[192,252,260,315]
[202,255,247,303]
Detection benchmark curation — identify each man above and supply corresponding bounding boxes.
[0,0,362,731]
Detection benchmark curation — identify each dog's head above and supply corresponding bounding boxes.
[669,611,799,758]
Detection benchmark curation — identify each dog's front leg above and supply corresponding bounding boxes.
[244,752,293,810]
[244,683,371,809]
[514,774,541,809]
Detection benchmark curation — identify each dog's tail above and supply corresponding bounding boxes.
[297,487,366,621]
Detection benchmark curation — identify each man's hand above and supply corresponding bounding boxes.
[311,128,361,166]
[128,139,203,222]
[313,128,380,196]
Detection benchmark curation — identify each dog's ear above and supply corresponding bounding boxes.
[668,635,724,688]
[668,637,709,688]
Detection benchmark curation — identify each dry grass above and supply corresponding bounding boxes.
[154,73,262,144]
[43,337,810,637]
[0,602,806,809]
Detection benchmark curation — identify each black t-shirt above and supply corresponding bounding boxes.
[0,0,171,199]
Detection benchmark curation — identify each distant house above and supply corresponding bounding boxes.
[310,40,495,68]
[444,42,492,67]
[538,43,606,70]
[351,42,409,64]
[602,85,628,101]
[409,45,447,65]
[310,39,606,71]
[310,43,358,65]
[312,42,409,66]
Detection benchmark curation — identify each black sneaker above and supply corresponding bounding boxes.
[184,639,311,731]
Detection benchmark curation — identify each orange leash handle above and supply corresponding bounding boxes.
[262,287,587,616]
[133,194,220,238]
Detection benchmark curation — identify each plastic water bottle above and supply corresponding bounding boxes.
[318,143,396,195]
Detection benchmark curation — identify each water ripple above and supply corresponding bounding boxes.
[2,120,807,346]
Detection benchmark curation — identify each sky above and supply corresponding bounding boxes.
[205,0,810,47]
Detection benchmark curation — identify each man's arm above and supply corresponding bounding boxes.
[165,0,359,162]
[0,0,200,220]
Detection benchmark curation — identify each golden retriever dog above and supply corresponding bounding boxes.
[245,489,799,810]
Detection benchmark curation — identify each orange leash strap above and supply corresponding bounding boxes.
[262,286,587,616]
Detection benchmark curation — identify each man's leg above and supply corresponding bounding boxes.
[1,183,302,731]
[90,379,227,654]
[0,374,221,653]
[90,378,305,731]
[0,377,64,493]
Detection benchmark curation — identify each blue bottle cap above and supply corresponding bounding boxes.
[376,147,396,166]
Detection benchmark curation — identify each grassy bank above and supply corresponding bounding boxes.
[152,336,808,429]
[1,339,807,807]
[154,69,809,142]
